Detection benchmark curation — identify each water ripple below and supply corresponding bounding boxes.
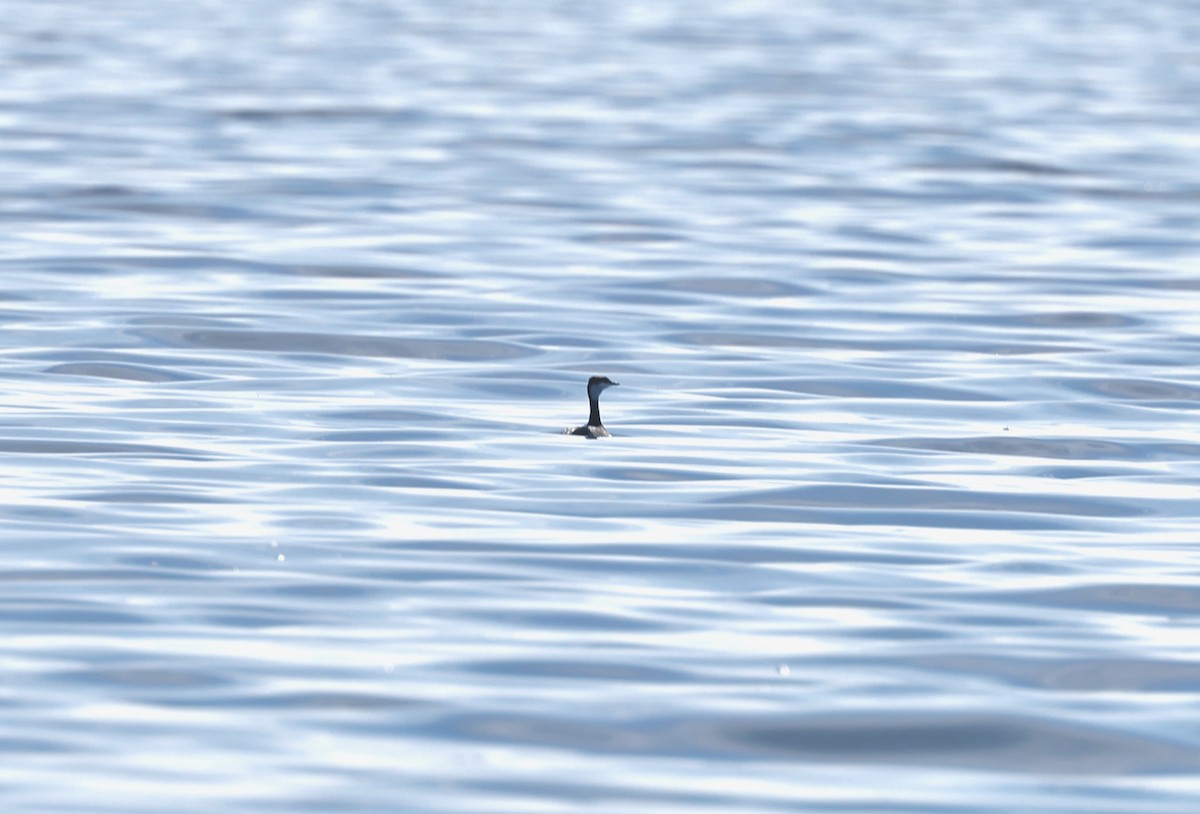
[3,1,1200,812]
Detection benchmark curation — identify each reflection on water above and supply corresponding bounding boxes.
[3,0,1200,812]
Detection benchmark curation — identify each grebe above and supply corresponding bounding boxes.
[564,375,619,438]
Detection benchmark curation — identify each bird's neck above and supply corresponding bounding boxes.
[587,390,603,426]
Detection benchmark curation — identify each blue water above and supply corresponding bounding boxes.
[3,1,1200,811]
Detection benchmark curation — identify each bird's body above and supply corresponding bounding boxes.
[564,375,618,438]
[568,423,610,439]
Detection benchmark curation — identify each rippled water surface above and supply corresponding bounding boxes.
[4,1,1200,811]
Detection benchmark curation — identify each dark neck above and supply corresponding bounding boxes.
[587,391,603,426]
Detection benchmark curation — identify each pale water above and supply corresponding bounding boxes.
[3,1,1200,811]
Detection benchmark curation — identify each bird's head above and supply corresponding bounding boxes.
[587,375,619,396]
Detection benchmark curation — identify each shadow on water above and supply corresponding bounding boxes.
[419,710,1200,775]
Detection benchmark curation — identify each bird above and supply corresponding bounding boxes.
[564,375,619,438]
